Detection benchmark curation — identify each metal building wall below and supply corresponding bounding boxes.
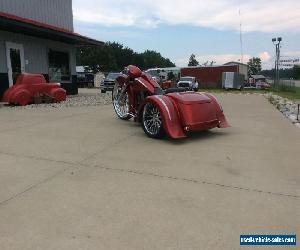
[0,30,78,96]
[238,64,249,80]
[181,66,238,88]
[0,0,73,31]
[0,34,6,73]
[0,30,76,75]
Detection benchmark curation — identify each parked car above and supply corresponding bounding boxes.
[256,81,271,89]
[77,72,94,88]
[177,76,199,91]
[100,72,122,93]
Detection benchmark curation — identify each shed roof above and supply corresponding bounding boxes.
[224,61,248,67]
[250,75,266,79]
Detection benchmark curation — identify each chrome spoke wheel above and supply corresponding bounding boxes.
[112,81,130,120]
[142,103,163,137]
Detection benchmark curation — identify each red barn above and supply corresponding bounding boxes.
[181,65,239,88]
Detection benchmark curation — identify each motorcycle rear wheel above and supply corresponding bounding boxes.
[142,102,165,138]
[112,81,131,120]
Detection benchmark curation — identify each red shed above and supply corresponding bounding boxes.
[181,65,238,88]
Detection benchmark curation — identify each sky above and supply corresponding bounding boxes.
[72,0,300,69]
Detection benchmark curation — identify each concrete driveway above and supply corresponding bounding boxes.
[0,93,299,250]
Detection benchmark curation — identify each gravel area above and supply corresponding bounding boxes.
[0,89,112,110]
[265,92,300,128]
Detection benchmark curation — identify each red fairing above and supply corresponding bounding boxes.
[134,74,161,94]
[144,95,186,138]
[127,65,142,79]
[2,73,66,105]
[116,74,129,85]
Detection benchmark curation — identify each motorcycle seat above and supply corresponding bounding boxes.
[164,87,190,94]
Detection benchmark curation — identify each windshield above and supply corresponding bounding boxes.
[107,73,121,79]
[180,77,194,82]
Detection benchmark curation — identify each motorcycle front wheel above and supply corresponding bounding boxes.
[112,81,131,120]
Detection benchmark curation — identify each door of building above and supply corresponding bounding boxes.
[6,42,25,86]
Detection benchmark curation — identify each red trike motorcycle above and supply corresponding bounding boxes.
[112,65,229,139]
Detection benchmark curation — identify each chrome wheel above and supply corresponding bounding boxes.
[112,81,131,120]
[142,103,164,138]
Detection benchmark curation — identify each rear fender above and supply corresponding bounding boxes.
[141,95,186,139]
[202,93,229,128]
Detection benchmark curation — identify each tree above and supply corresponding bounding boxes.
[247,57,262,75]
[76,44,118,73]
[260,68,294,79]
[188,54,199,66]
[77,42,175,73]
[292,65,300,80]
[141,50,175,69]
[167,72,176,81]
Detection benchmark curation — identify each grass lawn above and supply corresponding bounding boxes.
[271,87,300,100]
[201,87,300,101]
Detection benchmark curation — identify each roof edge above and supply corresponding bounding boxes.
[0,11,103,46]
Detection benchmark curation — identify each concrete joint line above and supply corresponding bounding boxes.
[77,131,139,165]
[0,167,72,207]
[89,164,300,200]
[0,151,77,167]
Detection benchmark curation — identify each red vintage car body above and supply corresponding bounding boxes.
[2,73,66,106]
[114,65,229,139]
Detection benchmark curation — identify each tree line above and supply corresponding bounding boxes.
[260,66,300,80]
[77,42,175,73]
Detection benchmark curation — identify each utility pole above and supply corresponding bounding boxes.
[239,7,244,64]
[272,37,282,88]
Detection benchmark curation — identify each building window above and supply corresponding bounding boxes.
[48,50,70,82]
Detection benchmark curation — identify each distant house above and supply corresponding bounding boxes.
[249,75,266,84]
[223,61,249,80]
[0,0,103,98]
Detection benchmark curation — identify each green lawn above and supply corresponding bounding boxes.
[271,87,300,100]
[200,87,300,101]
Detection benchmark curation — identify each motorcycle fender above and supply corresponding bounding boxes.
[202,93,230,128]
[142,95,186,139]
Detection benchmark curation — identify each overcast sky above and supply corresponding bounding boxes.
[73,0,300,69]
